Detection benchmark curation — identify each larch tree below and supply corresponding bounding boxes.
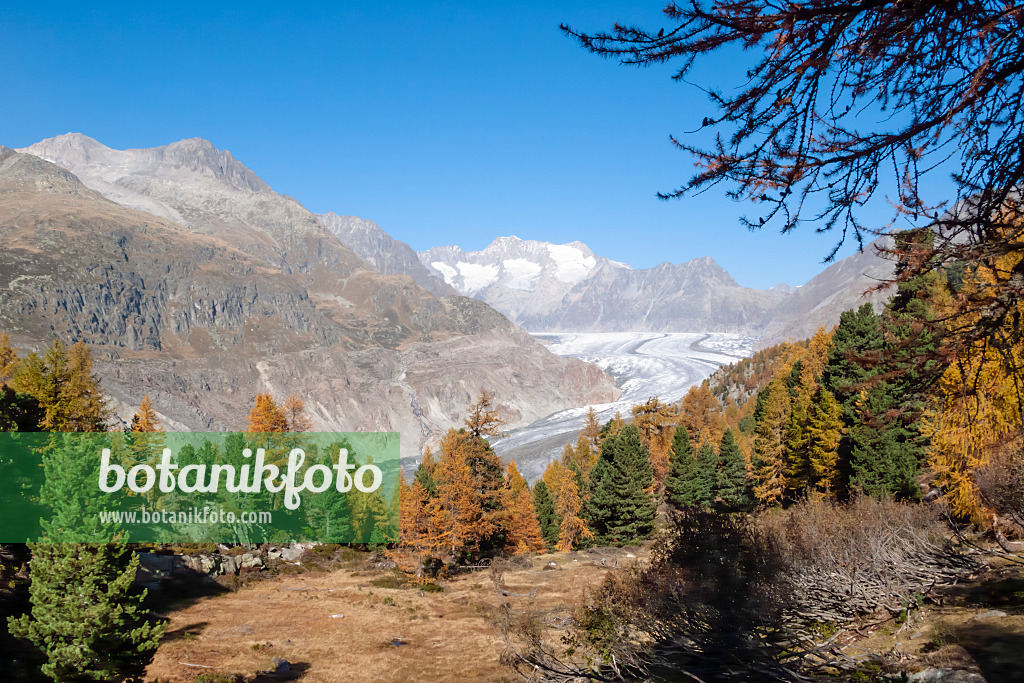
[428,435,484,559]
[581,406,603,449]
[503,462,546,554]
[752,379,790,506]
[808,388,844,496]
[678,382,721,446]
[924,242,1024,520]
[11,340,108,432]
[281,393,313,432]
[131,395,161,433]
[785,377,814,499]
[562,0,1024,393]
[464,390,505,439]
[125,396,165,504]
[551,468,593,552]
[631,396,676,484]
[246,393,289,433]
[0,332,18,384]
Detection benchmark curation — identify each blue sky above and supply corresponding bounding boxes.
[2,1,946,288]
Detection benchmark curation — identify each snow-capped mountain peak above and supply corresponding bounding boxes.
[418,236,788,332]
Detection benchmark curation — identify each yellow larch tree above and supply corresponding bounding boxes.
[0,333,18,384]
[581,406,602,448]
[925,227,1024,522]
[678,381,722,446]
[752,378,791,505]
[631,396,676,484]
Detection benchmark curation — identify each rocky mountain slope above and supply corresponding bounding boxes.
[753,238,895,347]
[2,138,618,459]
[420,237,790,333]
[317,212,456,297]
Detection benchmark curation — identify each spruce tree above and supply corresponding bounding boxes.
[413,448,438,498]
[714,429,752,511]
[605,425,655,542]
[585,434,619,544]
[665,426,702,508]
[695,441,716,507]
[531,480,560,549]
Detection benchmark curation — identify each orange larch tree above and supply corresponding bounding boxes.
[503,461,546,554]
[281,393,313,432]
[247,393,289,433]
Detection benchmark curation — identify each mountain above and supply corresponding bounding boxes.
[754,237,895,347]
[317,212,457,297]
[3,136,618,459]
[419,237,789,333]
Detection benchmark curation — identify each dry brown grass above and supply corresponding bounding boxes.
[144,551,624,682]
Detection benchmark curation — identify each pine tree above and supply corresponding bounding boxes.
[695,440,716,506]
[664,425,702,508]
[0,385,42,432]
[414,447,438,498]
[589,425,655,544]
[714,429,752,511]
[9,434,165,681]
[531,480,560,549]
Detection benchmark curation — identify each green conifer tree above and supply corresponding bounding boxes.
[587,426,656,544]
[8,434,164,682]
[531,480,560,548]
[664,426,702,508]
[714,429,752,511]
[695,441,716,507]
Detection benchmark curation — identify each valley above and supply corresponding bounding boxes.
[491,332,754,480]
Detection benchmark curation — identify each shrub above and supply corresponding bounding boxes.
[756,496,976,621]
[369,571,409,590]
